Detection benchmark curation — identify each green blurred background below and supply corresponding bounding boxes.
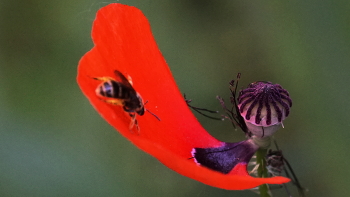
[1,0,349,196]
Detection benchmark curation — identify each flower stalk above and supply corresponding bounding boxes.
[256,148,271,197]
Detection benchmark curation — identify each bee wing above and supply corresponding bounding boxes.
[113,70,134,90]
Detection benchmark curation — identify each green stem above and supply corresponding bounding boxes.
[256,148,271,197]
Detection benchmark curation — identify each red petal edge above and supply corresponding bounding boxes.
[77,3,290,190]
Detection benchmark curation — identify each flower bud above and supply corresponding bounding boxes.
[237,81,292,137]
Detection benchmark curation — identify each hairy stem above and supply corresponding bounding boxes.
[256,148,271,197]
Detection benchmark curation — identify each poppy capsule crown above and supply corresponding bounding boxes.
[237,81,292,137]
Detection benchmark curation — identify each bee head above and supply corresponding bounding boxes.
[136,93,145,115]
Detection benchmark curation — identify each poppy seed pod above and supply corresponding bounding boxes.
[238,81,292,137]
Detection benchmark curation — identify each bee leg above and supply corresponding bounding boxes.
[90,76,115,82]
[133,119,140,133]
[128,112,140,133]
[99,98,124,106]
[126,75,133,86]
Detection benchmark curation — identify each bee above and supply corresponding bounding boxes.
[92,70,160,131]
[265,141,307,197]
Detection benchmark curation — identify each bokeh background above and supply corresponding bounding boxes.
[1,0,349,196]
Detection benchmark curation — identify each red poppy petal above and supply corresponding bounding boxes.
[77,3,290,190]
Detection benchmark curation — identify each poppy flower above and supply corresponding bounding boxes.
[77,3,290,190]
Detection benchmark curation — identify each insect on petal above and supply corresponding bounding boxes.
[77,3,290,190]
